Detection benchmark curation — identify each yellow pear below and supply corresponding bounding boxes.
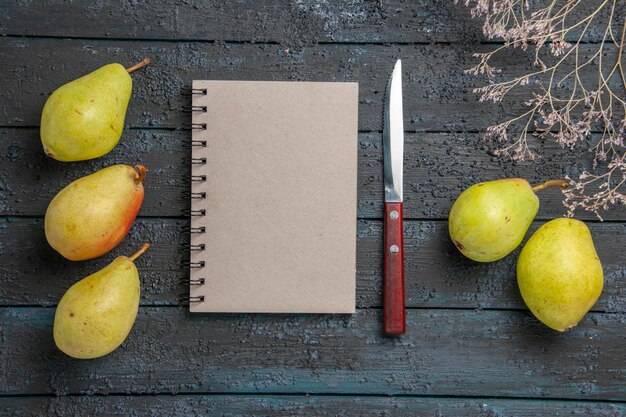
[54,244,149,359]
[449,179,568,262]
[40,59,150,161]
[45,164,146,261]
[517,218,604,332]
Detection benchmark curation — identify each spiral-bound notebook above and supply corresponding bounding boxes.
[189,80,359,313]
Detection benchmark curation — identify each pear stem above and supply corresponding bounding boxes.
[531,179,570,193]
[126,58,151,74]
[134,164,147,184]
[129,243,150,262]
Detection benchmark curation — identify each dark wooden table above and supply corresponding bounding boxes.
[1,2,625,416]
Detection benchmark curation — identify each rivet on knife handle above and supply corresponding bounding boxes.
[384,202,405,335]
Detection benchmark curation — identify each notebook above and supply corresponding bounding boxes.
[189,80,359,313]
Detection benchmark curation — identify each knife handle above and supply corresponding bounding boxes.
[383,201,405,335]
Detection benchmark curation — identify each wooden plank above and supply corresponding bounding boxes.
[2,395,624,417]
[0,0,614,43]
[364,220,626,313]
[0,218,187,307]
[0,38,619,131]
[2,218,624,312]
[358,131,626,222]
[1,307,625,399]
[3,128,624,220]
[0,128,188,218]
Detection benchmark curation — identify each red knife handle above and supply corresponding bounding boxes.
[383,201,405,335]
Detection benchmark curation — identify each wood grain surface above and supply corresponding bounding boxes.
[2,308,625,399]
[2,128,624,220]
[2,396,624,417]
[1,218,624,312]
[1,0,624,415]
[1,39,621,132]
[0,0,614,43]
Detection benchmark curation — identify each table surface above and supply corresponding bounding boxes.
[1,2,625,416]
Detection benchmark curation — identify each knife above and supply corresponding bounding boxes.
[383,59,405,336]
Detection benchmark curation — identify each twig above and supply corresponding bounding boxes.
[460,0,626,219]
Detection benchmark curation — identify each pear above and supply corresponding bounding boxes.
[45,164,146,261]
[54,244,149,359]
[449,179,568,262]
[517,218,603,332]
[40,58,150,162]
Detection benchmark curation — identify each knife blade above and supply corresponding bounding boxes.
[382,59,405,336]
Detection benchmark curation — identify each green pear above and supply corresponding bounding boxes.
[517,218,603,332]
[54,244,149,359]
[449,178,568,262]
[40,58,150,161]
[45,164,146,261]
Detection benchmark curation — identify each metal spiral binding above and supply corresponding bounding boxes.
[181,226,206,234]
[182,139,206,148]
[179,125,209,149]
[177,122,208,132]
[179,156,207,175]
[183,140,207,148]
[179,295,205,303]
[182,260,205,268]
[180,87,209,307]
[183,209,206,216]
[181,105,208,113]
[177,191,206,203]
[180,277,206,285]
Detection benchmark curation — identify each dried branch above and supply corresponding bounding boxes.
[459,0,626,219]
